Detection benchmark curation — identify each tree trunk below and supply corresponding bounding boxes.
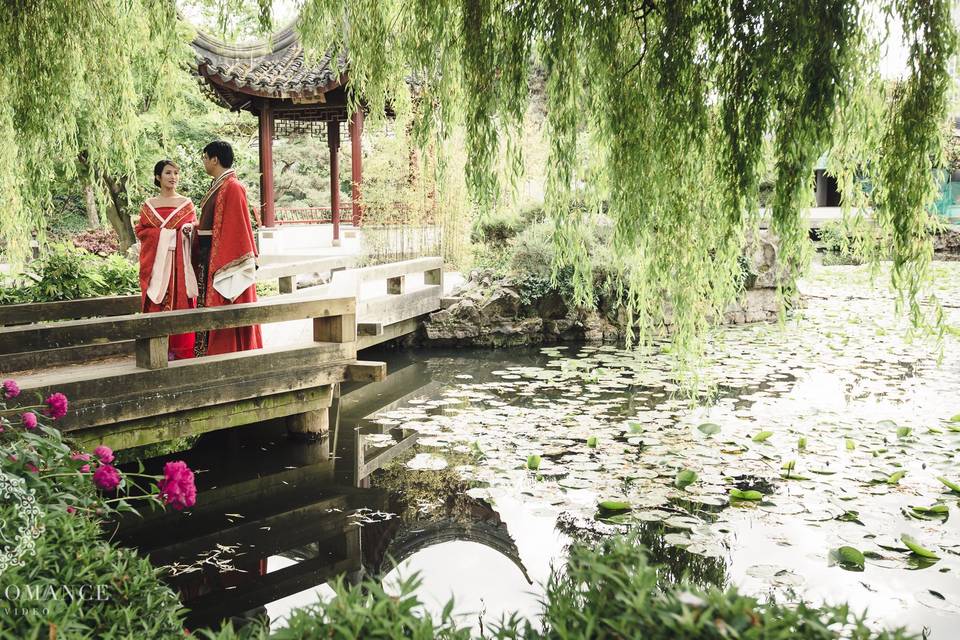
[84,184,100,228]
[101,174,136,251]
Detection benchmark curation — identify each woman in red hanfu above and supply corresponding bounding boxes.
[193,140,263,356]
[135,160,199,360]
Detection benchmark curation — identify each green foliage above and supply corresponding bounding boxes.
[0,401,186,639]
[536,535,916,640]
[204,533,917,640]
[0,245,138,304]
[294,0,959,368]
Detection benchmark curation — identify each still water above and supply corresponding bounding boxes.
[118,263,960,637]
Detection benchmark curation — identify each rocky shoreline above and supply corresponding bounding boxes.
[423,230,790,347]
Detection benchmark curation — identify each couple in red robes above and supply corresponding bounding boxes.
[135,141,262,359]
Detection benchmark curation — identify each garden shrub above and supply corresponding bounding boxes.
[202,534,916,640]
[0,244,138,304]
[0,381,197,639]
[72,228,120,256]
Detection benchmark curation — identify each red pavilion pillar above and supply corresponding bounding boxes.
[328,120,341,246]
[349,109,364,226]
[258,103,276,228]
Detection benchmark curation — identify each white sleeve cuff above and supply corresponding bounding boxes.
[212,257,257,302]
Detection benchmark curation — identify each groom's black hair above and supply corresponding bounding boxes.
[203,140,234,168]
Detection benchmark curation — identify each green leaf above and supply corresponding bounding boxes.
[846,438,856,451]
[752,431,773,443]
[948,414,960,423]
[586,436,598,448]
[887,470,906,484]
[911,504,949,514]
[526,454,541,471]
[797,436,807,451]
[900,534,940,560]
[936,476,960,494]
[729,488,762,501]
[896,426,912,439]
[598,500,631,512]
[628,422,643,433]
[829,546,865,571]
[697,423,721,436]
[675,469,698,490]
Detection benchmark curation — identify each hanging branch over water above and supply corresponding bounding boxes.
[0,0,956,366]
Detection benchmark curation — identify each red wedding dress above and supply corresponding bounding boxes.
[135,199,199,360]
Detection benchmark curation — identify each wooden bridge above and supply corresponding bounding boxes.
[0,257,444,452]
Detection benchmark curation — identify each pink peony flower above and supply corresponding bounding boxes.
[66,506,76,515]
[92,464,121,491]
[70,451,92,462]
[44,393,68,420]
[157,461,196,511]
[25,462,38,473]
[80,464,91,473]
[2,379,19,399]
[93,445,114,464]
[21,412,38,430]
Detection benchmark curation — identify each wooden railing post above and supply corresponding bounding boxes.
[135,336,169,370]
[313,313,357,343]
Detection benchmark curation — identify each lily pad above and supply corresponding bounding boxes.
[900,534,940,560]
[752,431,774,443]
[598,499,631,512]
[526,454,542,471]
[674,469,698,490]
[936,476,960,494]
[730,488,763,501]
[829,546,865,571]
[697,423,721,436]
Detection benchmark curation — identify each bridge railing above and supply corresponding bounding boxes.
[0,295,385,449]
[324,256,444,349]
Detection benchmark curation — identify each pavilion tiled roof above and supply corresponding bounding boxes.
[192,22,347,107]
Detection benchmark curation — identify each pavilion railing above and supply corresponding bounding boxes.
[275,204,359,227]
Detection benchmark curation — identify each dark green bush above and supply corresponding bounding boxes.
[0,244,138,304]
[204,534,916,640]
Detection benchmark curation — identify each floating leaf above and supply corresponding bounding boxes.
[936,477,960,494]
[526,455,541,471]
[836,510,864,525]
[675,469,698,490]
[628,422,643,433]
[697,423,721,436]
[887,471,906,485]
[877,419,898,430]
[587,436,598,448]
[896,426,913,439]
[949,414,960,423]
[598,500,631,512]
[752,431,773,443]
[829,546,865,571]
[797,436,807,451]
[730,488,763,501]
[846,439,856,451]
[900,534,940,560]
[911,504,949,514]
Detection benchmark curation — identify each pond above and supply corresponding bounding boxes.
[117,262,960,637]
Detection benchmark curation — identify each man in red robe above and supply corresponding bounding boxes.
[193,140,263,356]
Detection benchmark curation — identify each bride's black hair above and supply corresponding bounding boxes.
[153,159,179,187]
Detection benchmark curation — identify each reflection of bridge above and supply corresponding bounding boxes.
[112,355,530,632]
[0,258,443,451]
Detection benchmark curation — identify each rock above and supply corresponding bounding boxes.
[743,229,787,289]
[479,288,522,320]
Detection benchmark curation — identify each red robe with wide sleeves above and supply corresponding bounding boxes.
[135,200,198,360]
[204,176,263,355]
